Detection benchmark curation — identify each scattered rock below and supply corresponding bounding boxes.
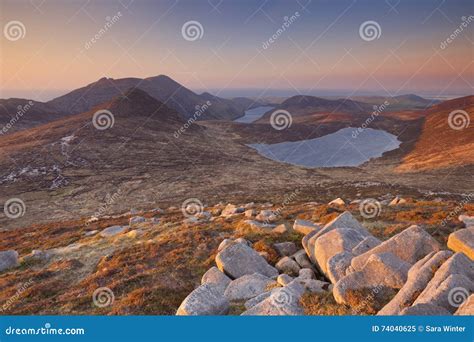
[129,216,146,225]
[243,220,276,232]
[24,249,51,263]
[447,227,474,260]
[272,224,290,234]
[176,284,229,315]
[455,294,474,315]
[400,303,451,315]
[292,249,314,270]
[216,243,278,279]
[201,266,232,292]
[0,250,19,272]
[351,225,441,271]
[273,242,297,257]
[224,273,277,301]
[293,219,320,235]
[378,250,453,315]
[277,274,293,286]
[221,204,244,217]
[287,277,327,294]
[389,196,407,206]
[255,210,278,223]
[244,209,256,218]
[99,225,129,238]
[328,198,345,206]
[298,268,315,279]
[275,256,300,276]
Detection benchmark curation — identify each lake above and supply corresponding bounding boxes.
[234,106,274,123]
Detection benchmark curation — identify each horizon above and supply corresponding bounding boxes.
[1,0,473,101]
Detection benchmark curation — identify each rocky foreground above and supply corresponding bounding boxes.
[0,197,473,315]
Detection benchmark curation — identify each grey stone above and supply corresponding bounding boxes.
[273,242,297,257]
[272,224,290,234]
[352,236,381,255]
[293,249,315,270]
[327,251,354,284]
[234,238,252,247]
[201,266,231,292]
[0,250,19,272]
[129,216,146,225]
[400,303,451,315]
[298,268,316,279]
[351,225,441,271]
[221,204,244,217]
[216,243,278,279]
[241,286,304,315]
[217,239,234,252]
[277,274,293,286]
[255,210,278,223]
[224,273,277,301]
[176,284,229,315]
[275,256,301,276]
[244,220,276,232]
[293,219,320,235]
[244,290,273,309]
[99,225,129,238]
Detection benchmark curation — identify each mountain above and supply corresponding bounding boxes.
[47,75,245,121]
[0,98,63,134]
[349,94,439,111]
[397,95,473,171]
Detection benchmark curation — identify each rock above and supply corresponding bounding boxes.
[234,238,252,247]
[389,196,407,206]
[84,230,99,237]
[201,266,231,292]
[314,228,368,276]
[129,216,146,225]
[216,243,278,279]
[24,249,51,263]
[351,225,441,271]
[327,251,354,284]
[243,220,276,232]
[455,294,474,315]
[273,242,297,257]
[293,249,314,270]
[217,239,234,252]
[277,274,293,286]
[334,253,411,313]
[99,225,129,238]
[459,215,474,227]
[244,202,255,209]
[412,252,474,313]
[378,250,453,315]
[241,286,304,315]
[275,257,300,276]
[447,227,474,260]
[293,219,320,235]
[221,204,244,217]
[244,209,256,218]
[400,303,451,315]
[0,250,19,271]
[298,268,316,279]
[224,273,277,301]
[244,290,273,309]
[305,211,369,263]
[176,284,229,315]
[272,224,289,234]
[352,236,381,255]
[196,211,212,221]
[287,277,327,294]
[328,198,345,206]
[255,210,278,223]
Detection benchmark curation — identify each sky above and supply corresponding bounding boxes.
[1,0,473,101]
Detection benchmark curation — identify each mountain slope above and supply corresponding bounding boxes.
[47,75,245,121]
[397,95,474,172]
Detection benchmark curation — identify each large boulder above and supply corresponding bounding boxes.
[334,253,411,314]
[216,243,278,279]
[447,227,474,260]
[327,251,353,284]
[314,228,368,276]
[201,266,231,292]
[293,219,320,235]
[351,225,440,271]
[0,250,19,272]
[378,250,453,315]
[224,273,277,301]
[412,252,474,313]
[176,284,229,315]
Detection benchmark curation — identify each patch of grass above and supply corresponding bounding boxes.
[300,292,352,315]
